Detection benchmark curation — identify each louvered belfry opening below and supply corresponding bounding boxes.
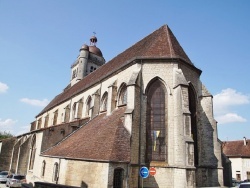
[146,79,167,162]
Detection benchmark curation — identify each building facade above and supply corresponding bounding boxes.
[223,137,250,182]
[0,25,224,187]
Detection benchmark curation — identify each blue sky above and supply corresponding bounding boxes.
[0,0,249,141]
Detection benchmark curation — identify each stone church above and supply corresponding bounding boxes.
[0,25,226,187]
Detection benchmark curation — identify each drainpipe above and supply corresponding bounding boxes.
[138,60,143,187]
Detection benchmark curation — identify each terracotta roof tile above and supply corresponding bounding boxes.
[42,107,130,162]
[222,139,250,157]
[37,25,192,117]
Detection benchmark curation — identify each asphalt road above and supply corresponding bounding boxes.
[0,183,7,188]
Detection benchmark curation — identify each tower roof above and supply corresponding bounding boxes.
[89,45,103,57]
[37,25,197,117]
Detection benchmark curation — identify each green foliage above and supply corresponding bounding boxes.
[0,131,13,140]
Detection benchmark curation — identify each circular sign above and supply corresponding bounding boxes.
[139,166,149,178]
[149,167,156,176]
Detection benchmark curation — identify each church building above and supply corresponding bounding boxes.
[0,25,225,187]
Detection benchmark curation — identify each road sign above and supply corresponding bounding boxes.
[139,166,149,178]
[149,167,156,176]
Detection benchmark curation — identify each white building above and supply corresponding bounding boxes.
[223,137,250,181]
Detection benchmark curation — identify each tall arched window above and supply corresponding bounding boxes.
[101,92,108,111]
[44,115,49,128]
[72,102,77,120]
[53,162,59,182]
[53,110,58,125]
[77,99,83,118]
[113,168,124,188]
[64,105,70,123]
[41,160,46,177]
[118,84,127,105]
[146,79,167,161]
[189,85,198,166]
[37,118,42,129]
[29,135,36,170]
[86,97,92,116]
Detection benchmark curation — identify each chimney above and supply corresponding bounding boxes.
[243,137,247,146]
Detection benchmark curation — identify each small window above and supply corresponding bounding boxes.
[41,160,46,177]
[53,162,59,182]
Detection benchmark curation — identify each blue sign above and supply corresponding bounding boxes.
[140,166,149,178]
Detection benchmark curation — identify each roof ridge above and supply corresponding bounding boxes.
[165,25,174,58]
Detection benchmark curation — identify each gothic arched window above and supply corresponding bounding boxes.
[101,92,108,111]
[29,135,36,170]
[118,84,127,105]
[72,102,77,120]
[113,168,124,188]
[86,97,92,116]
[53,110,58,125]
[44,115,49,128]
[64,105,70,123]
[146,79,167,162]
[189,85,198,166]
[37,118,42,129]
[77,99,83,118]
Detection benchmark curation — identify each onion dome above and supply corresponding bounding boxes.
[89,45,103,57]
[79,44,89,51]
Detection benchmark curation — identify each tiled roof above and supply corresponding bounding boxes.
[42,107,130,162]
[37,25,192,117]
[222,139,250,157]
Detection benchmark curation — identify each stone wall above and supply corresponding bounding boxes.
[0,137,16,171]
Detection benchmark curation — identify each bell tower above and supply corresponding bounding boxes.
[70,35,105,87]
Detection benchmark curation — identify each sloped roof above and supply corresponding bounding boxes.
[37,25,193,117]
[42,107,130,162]
[222,139,250,157]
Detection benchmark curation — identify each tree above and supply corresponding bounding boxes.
[0,131,14,140]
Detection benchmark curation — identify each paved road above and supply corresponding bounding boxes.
[0,183,7,188]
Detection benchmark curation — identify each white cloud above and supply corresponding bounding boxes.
[216,113,247,125]
[0,118,17,132]
[0,82,9,93]
[214,88,250,114]
[15,125,30,136]
[214,88,249,125]
[20,98,49,107]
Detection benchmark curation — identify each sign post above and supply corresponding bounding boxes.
[139,166,149,188]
